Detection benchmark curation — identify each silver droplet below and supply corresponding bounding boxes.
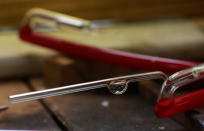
[108,80,128,95]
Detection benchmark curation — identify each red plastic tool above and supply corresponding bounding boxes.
[19,26,199,74]
[19,8,200,74]
[155,64,204,118]
[155,88,204,118]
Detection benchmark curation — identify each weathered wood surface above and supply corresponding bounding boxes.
[41,54,204,130]
[0,61,188,131]
[43,56,83,88]
[31,54,186,130]
[43,55,135,87]
[30,78,186,131]
[1,0,204,27]
[0,80,60,130]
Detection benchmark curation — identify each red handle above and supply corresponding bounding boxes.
[154,88,204,118]
[19,26,200,73]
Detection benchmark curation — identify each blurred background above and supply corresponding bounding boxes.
[0,0,204,78]
[0,0,204,81]
[0,1,204,130]
[1,0,204,27]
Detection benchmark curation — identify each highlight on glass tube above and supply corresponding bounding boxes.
[9,71,167,104]
[157,63,204,106]
[154,64,204,118]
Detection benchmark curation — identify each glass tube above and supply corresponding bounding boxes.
[9,71,167,103]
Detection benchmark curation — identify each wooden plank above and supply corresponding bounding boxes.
[43,56,83,87]
[1,0,204,27]
[0,80,60,130]
[40,55,202,129]
[29,78,186,131]
[43,55,136,87]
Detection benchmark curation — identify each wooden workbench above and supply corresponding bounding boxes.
[0,55,188,130]
[0,77,186,130]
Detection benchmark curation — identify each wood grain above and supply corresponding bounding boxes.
[0,0,204,27]
[0,80,60,130]
[43,56,83,87]
[42,55,137,87]
[29,78,186,131]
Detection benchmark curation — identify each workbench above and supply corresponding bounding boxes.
[0,77,186,130]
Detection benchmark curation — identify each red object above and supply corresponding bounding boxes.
[19,26,200,74]
[154,88,204,118]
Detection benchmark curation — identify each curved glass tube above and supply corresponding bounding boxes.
[157,63,204,107]
[9,71,167,103]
